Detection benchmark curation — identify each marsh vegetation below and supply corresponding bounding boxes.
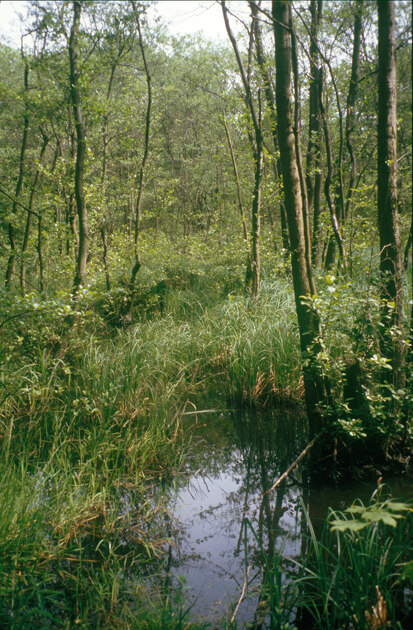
[0,0,411,627]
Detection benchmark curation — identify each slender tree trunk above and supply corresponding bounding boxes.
[223,113,252,282]
[100,225,111,291]
[20,131,49,292]
[5,63,29,288]
[377,0,404,386]
[249,0,288,252]
[37,214,45,293]
[223,114,250,247]
[319,88,348,271]
[306,0,323,266]
[344,0,363,220]
[403,213,412,271]
[69,0,88,294]
[273,0,329,439]
[291,16,315,294]
[222,0,263,299]
[129,7,152,291]
[99,51,125,295]
[64,124,79,256]
[251,135,263,299]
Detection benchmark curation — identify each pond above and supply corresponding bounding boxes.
[156,408,413,628]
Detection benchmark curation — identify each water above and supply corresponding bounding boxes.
[158,408,413,627]
[160,408,308,625]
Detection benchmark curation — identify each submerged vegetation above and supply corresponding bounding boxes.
[0,0,411,627]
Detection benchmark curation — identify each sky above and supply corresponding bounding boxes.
[0,1,249,47]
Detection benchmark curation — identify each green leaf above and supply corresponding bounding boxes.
[386,501,412,512]
[345,506,365,514]
[330,519,367,532]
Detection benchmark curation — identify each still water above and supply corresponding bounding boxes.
[157,408,412,627]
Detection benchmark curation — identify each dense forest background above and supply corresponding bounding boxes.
[0,1,412,627]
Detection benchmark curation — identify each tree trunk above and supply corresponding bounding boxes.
[319,88,348,272]
[129,7,152,291]
[377,0,404,387]
[99,50,125,296]
[273,0,329,439]
[37,214,45,293]
[306,0,323,266]
[251,136,263,300]
[249,0,289,252]
[223,113,252,284]
[222,114,250,248]
[69,0,88,294]
[20,131,49,292]
[100,225,111,291]
[344,0,363,220]
[291,16,315,294]
[222,0,263,299]
[5,63,29,288]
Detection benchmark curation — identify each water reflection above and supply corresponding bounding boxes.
[163,408,306,626]
[159,409,413,628]
[155,411,412,628]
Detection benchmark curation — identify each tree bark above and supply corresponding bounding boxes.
[69,0,88,294]
[290,15,315,294]
[377,0,404,386]
[223,114,249,247]
[273,0,329,438]
[100,225,111,291]
[37,214,45,293]
[319,87,348,271]
[249,0,289,252]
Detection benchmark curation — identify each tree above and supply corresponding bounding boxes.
[4,55,29,288]
[129,2,152,292]
[272,0,329,439]
[344,0,363,220]
[306,0,323,265]
[249,0,289,252]
[222,0,264,300]
[377,0,404,387]
[69,0,88,294]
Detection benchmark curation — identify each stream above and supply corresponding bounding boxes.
[155,408,413,627]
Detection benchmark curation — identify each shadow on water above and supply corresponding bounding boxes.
[154,408,413,628]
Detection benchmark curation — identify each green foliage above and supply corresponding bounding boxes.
[330,498,412,531]
[246,489,412,629]
[292,489,413,629]
[0,0,411,625]
[300,263,412,466]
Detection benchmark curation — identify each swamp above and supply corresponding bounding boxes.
[0,1,412,628]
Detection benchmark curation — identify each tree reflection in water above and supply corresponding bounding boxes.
[162,408,306,627]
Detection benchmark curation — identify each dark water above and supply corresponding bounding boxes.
[158,408,413,627]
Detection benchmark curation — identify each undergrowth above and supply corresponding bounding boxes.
[0,236,411,627]
[0,255,301,627]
